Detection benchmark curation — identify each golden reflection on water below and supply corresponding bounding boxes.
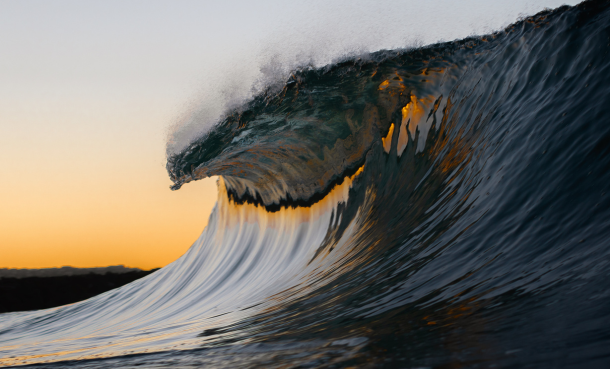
[397,94,426,156]
[217,164,365,230]
[382,123,395,154]
[378,75,405,95]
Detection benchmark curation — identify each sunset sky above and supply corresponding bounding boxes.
[0,0,577,270]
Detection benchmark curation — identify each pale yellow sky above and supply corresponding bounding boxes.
[0,94,219,269]
[0,0,577,270]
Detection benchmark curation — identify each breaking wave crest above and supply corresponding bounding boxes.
[3,1,610,367]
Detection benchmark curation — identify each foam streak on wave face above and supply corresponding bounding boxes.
[0,167,365,367]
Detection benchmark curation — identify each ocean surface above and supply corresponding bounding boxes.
[2,1,610,367]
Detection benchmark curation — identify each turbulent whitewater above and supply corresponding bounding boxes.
[2,1,610,367]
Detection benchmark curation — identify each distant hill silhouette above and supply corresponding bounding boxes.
[0,265,146,279]
[0,266,158,313]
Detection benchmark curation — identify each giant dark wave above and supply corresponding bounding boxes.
[2,1,610,367]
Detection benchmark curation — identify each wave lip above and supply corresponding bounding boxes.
[166,20,472,207]
[166,70,386,207]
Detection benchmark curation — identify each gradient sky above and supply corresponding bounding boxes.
[0,0,579,270]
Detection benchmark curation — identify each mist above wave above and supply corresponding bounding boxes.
[165,0,576,158]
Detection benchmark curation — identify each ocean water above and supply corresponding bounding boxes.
[2,1,610,367]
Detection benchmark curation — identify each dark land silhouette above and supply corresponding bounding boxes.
[0,267,157,313]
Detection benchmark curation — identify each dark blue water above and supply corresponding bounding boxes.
[2,1,610,367]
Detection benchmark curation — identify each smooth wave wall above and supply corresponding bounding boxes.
[3,1,610,367]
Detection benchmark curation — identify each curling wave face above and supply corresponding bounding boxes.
[3,1,610,367]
